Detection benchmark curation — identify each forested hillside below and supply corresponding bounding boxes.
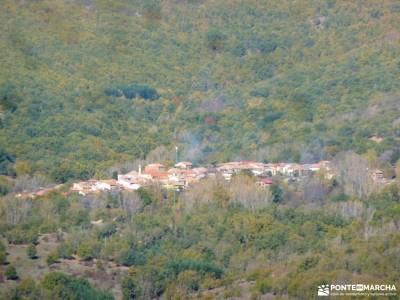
[0,176,399,299]
[0,0,399,182]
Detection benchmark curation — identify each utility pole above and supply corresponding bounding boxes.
[175,146,178,163]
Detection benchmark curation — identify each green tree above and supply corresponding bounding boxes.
[270,184,283,203]
[137,188,153,207]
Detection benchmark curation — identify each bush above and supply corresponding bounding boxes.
[256,36,278,54]
[97,223,117,239]
[255,66,274,80]
[370,9,382,18]
[177,270,200,292]
[254,278,272,294]
[5,265,18,280]
[77,242,100,261]
[255,230,288,251]
[0,181,11,195]
[117,248,146,267]
[104,87,122,97]
[120,84,159,100]
[47,251,59,266]
[331,193,350,202]
[223,286,241,298]
[167,259,223,279]
[8,277,39,298]
[6,228,38,245]
[0,251,7,265]
[206,29,227,51]
[250,87,270,98]
[0,149,16,176]
[298,256,320,272]
[0,240,5,252]
[42,272,114,300]
[231,42,246,57]
[26,244,37,259]
[57,243,75,259]
[122,276,141,300]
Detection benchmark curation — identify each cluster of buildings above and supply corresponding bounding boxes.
[117,162,209,191]
[15,184,64,199]
[69,160,335,196]
[13,160,390,198]
[70,179,120,196]
[216,160,333,181]
[70,162,210,196]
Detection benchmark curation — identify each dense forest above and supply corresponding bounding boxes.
[0,0,399,181]
[0,0,400,299]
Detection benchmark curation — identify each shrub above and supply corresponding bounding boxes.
[5,265,18,280]
[97,223,117,239]
[6,228,38,245]
[298,256,320,272]
[223,286,241,298]
[104,87,122,97]
[26,244,37,259]
[120,84,159,100]
[0,251,7,265]
[122,276,141,300]
[0,149,16,176]
[96,260,104,270]
[117,248,146,267]
[255,66,274,80]
[370,9,382,18]
[9,277,39,298]
[0,240,5,252]
[331,193,350,202]
[256,36,278,54]
[46,251,59,266]
[167,259,223,279]
[231,42,246,56]
[42,272,114,300]
[77,242,100,261]
[255,229,288,251]
[250,87,270,98]
[0,181,11,195]
[177,270,200,292]
[254,278,272,294]
[206,29,227,51]
[57,243,75,259]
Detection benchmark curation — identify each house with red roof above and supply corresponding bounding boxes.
[256,178,273,188]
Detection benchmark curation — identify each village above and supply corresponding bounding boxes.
[14,159,390,199]
[68,160,388,196]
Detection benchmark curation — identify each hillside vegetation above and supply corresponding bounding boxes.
[0,177,399,299]
[0,0,399,181]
